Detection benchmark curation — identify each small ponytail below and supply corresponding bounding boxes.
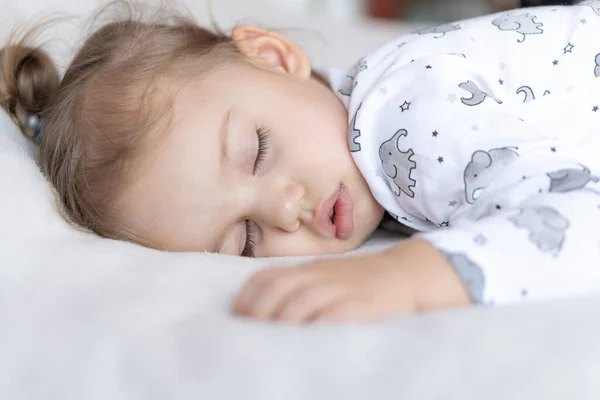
[0,34,60,140]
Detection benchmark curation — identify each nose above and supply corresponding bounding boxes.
[257,179,310,232]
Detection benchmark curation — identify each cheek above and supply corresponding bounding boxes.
[260,230,364,258]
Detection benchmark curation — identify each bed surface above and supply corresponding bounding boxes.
[1,1,600,398]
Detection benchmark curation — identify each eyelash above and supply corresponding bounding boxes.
[242,220,256,258]
[242,126,271,257]
[253,126,271,174]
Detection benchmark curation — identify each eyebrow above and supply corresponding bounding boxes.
[216,108,234,254]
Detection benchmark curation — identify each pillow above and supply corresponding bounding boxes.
[3,3,599,399]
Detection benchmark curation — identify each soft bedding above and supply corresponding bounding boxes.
[1,0,600,398]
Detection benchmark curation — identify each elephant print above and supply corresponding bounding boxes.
[509,206,569,256]
[595,53,600,77]
[339,59,369,96]
[414,23,461,38]
[442,252,486,304]
[547,166,600,193]
[339,75,357,97]
[463,148,520,204]
[348,103,363,152]
[358,60,368,72]
[459,81,502,106]
[516,86,535,103]
[379,129,417,198]
[492,13,543,43]
[580,1,600,17]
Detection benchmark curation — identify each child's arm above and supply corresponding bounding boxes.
[232,238,472,322]
[232,178,600,323]
[234,48,600,322]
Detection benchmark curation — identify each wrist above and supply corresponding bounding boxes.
[384,239,472,312]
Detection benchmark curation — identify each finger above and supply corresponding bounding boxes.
[232,268,286,316]
[240,270,319,320]
[274,284,348,323]
[314,300,383,323]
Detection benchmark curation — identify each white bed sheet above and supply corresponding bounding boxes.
[1,1,600,398]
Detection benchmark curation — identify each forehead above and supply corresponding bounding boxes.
[119,79,233,251]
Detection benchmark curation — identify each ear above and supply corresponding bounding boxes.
[231,25,312,78]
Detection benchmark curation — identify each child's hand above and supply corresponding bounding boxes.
[232,239,472,323]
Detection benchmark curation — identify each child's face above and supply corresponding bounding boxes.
[120,28,385,257]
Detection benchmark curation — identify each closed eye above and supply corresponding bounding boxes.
[242,126,271,257]
[241,220,257,257]
[253,126,270,174]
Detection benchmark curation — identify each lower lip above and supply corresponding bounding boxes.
[332,184,354,240]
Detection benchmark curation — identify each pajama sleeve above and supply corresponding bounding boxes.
[358,53,600,306]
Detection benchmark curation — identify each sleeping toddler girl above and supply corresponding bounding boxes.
[2,1,600,323]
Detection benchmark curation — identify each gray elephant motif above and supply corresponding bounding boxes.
[459,81,503,106]
[339,75,357,97]
[348,103,362,152]
[509,206,569,255]
[516,86,535,103]
[595,53,600,77]
[442,252,485,304]
[547,165,600,193]
[464,148,520,204]
[492,13,543,43]
[581,1,600,16]
[414,23,461,38]
[379,129,417,198]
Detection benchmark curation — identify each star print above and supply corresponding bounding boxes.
[499,79,504,85]
[447,94,457,104]
[550,147,557,152]
[473,234,487,246]
[448,201,458,207]
[410,59,415,63]
[521,289,528,297]
[432,130,439,137]
[522,176,528,180]
[563,43,574,54]
[439,221,450,228]
[552,60,559,66]
[437,156,444,163]
[400,101,411,112]
[425,65,432,70]
[495,205,502,210]
[593,106,599,112]
[581,18,588,24]
[472,125,479,132]
[499,62,506,70]
[380,87,388,95]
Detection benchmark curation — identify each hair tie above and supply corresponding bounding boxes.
[26,115,44,142]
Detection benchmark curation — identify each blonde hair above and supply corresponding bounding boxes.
[0,2,239,243]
